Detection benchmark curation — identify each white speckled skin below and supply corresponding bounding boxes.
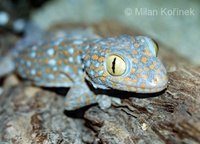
[15,30,168,110]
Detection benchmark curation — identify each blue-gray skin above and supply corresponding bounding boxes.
[15,32,168,110]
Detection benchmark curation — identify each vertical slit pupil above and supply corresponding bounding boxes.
[112,57,116,73]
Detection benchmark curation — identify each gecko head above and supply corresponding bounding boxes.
[84,35,168,93]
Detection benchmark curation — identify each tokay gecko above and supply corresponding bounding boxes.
[15,29,168,110]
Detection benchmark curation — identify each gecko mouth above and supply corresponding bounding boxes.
[96,76,168,93]
[112,83,167,93]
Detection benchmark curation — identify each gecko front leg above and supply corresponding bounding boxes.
[64,82,119,110]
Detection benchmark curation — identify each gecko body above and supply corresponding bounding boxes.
[15,30,168,110]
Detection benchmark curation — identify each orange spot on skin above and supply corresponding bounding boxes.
[150,64,155,69]
[73,45,77,49]
[134,43,140,48]
[127,55,131,58]
[73,65,78,70]
[126,85,131,89]
[147,88,152,92]
[57,60,62,66]
[144,67,150,71]
[64,103,69,108]
[64,59,68,64]
[125,44,130,48]
[96,46,101,51]
[131,68,136,74]
[36,71,42,77]
[112,82,117,87]
[142,74,148,80]
[124,77,131,81]
[61,78,69,82]
[90,64,95,70]
[98,57,105,62]
[84,55,89,60]
[91,54,98,60]
[131,39,135,43]
[77,97,81,103]
[106,43,112,47]
[105,50,111,53]
[111,77,123,81]
[132,79,137,84]
[61,42,67,47]
[95,66,104,73]
[137,74,141,78]
[64,51,69,56]
[54,72,59,77]
[54,45,59,50]
[143,47,152,56]
[155,69,160,74]
[46,69,50,73]
[100,77,106,81]
[44,58,49,65]
[164,74,168,79]
[132,58,138,63]
[150,62,156,69]
[132,50,138,55]
[42,52,46,56]
[50,54,56,59]
[140,84,146,89]
[141,57,147,64]
[103,71,109,77]
[74,50,80,56]
[85,97,91,104]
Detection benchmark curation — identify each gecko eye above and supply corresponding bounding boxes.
[106,54,126,76]
[151,39,159,56]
